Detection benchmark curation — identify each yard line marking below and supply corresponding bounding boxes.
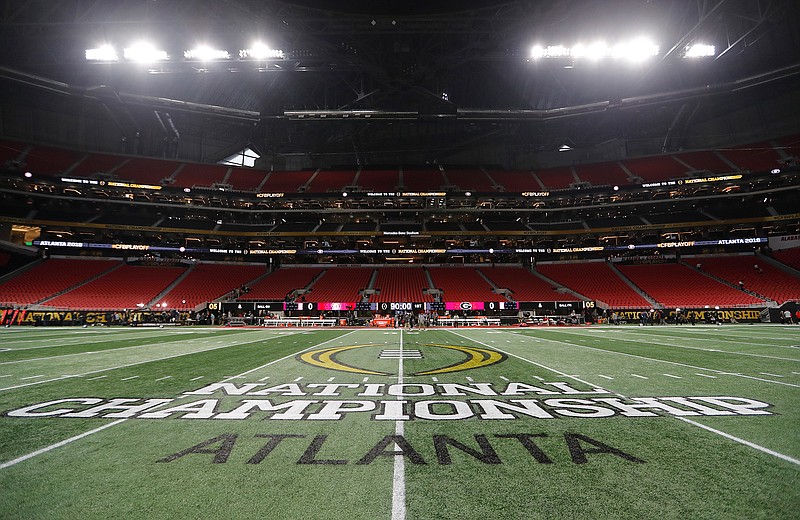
[121,375,140,381]
[631,374,649,379]
[154,376,173,382]
[391,328,407,520]
[20,375,45,380]
[597,375,614,380]
[362,377,369,382]
[0,330,308,392]
[500,376,509,381]
[0,419,129,470]
[663,374,682,379]
[465,376,474,382]
[431,377,438,382]
[461,329,800,466]
[696,373,717,378]
[293,377,304,382]
[760,372,784,378]
[532,375,544,381]
[217,330,360,383]
[86,375,107,381]
[1,331,356,470]
[676,417,800,467]
[257,376,270,382]
[541,329,800,360]
[327,377,336,382]
[793,372,800,375]
[190,376,205,381]
[512,332,800,389]
[0,375,12,378]
[448,330,610,395]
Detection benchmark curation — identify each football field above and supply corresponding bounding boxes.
[1,324,798,519]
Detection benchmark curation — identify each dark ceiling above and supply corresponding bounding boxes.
[1,0,799,167]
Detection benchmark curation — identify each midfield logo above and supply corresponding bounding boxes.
[298,343,506,376]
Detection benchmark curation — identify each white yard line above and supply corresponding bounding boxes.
[677,417,800,467]
[0,419,129,470]
[512,331,800,389]
[0,332,304,392]
[695,373,717,378]
[544,329,800,362]
[391,328,406,520]
[0,329,358,471]
[455,329,800,467]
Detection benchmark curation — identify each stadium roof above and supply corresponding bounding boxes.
[0,0,799,167]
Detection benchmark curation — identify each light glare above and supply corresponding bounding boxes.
[184,46,230,61]
[684,43,715,58]
[85,45,118,61]
[240,43,284,59]
[124,43,168,62]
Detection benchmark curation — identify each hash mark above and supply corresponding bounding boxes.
[597,375,614,380]
[631,374,649,379]
[431,377,438,382]
[190,376,204,381]
[362,377,369,382]
[155,376,173,382]
[760,372,784,378]
[293,376,304,382]
[258,375,271,381]
[121,375,140,381]
[86,375,107,381]
[500,376,509,381]
[663,374,682,379]
[466,376,474,382]
[20,375,45,380]
[696,373,717,378]
[327,377,336,382]
[532,375,544,381]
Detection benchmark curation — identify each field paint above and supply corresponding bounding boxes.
[512,331,800,389]
[597,375,614,380]
[216,329,360,383]
[532,375,544,381]
[362,377,369,382]
[0,374,11,378]
[458,329,800,467]
[154,376,173,382]
[663,374,682,379]
[121,375,140,381]
[2,330,358,470]
[391,329,406,520]
[676,417,800,467]
[0,330,278,364]
[0,332,307,392]
[0,419,129,470]
[604,328,800,350]
[500,376,510,381]
[631,374,649,379]
[448,330,614,396]
[20,374,46,380]
[86,375,107,381]
[257,376,270,381]
[542,329,800,362]
[466,376,474,382]
[696,373,717,378]
[293,377,304,382]
[759,373,784,378]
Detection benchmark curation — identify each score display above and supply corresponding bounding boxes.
[444,301,517,311]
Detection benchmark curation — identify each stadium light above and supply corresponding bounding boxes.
[683,43,715,58]
[184,46,230,61]
[239,42,284,59]
[85,45,118,61]
[530,38,659,63]
[123,42,168,63]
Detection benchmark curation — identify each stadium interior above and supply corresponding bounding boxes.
[0,0,798,325]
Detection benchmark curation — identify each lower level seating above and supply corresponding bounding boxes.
[536,262,651,308]
[372,267,433,302]
[0,258,119,306]
[480,266,579,302]
[428,267,502,302]
[693,255,800,304]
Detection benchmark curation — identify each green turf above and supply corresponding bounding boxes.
[0,325,798,519]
